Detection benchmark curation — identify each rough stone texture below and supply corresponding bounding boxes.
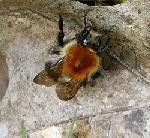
[0,55,9,101]
[0,0,150,137]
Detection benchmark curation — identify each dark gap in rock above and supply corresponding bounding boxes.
[75,0,124,6]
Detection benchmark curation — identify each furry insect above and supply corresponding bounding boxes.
[33,13,111,101]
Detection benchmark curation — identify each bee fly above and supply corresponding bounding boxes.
[33,13,112,101]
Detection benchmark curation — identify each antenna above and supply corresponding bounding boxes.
[83,12,87,28]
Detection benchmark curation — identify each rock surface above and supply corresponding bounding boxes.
[0,55,9,101]
[0,0,150,137]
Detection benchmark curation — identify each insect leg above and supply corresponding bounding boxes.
[50,14,65,54]
[57,13,65,46]
[101,25,116,37]
[97,37,110,55]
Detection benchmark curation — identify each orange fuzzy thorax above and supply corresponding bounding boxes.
[62,41,99,80]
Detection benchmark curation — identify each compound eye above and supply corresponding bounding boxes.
[89,33,92,38]
[83,39,88,46]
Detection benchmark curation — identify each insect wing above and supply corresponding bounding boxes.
[33,59,64,87]
[56,79,85,101]
[33,69,56,86]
